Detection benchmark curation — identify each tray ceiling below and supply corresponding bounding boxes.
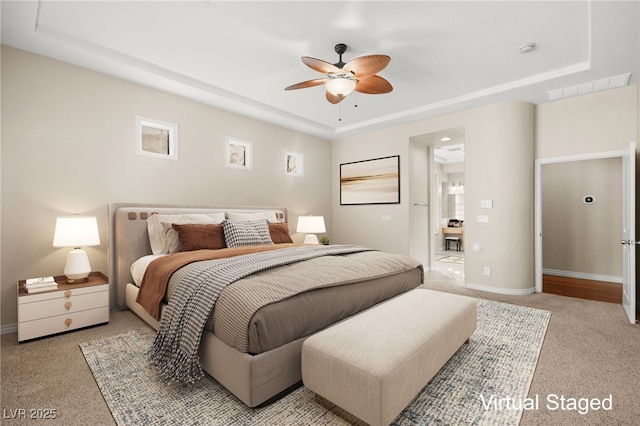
[2,1,638,140]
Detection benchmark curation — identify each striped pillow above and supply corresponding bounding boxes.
[223,219,274,248]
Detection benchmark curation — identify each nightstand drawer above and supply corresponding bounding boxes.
[19,290,108,322]
[17,272,110,342]
[18,307,109,342]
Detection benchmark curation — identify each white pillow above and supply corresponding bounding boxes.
[226,211,278,223]
[146,213,225,254]
[160,222,186,254]
[130,254,166,286]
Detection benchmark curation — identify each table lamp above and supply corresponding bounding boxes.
[296,215,326,245]
[53,216,100,283]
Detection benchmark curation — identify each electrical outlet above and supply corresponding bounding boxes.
[484,266,491,276]
[477,215,489,223]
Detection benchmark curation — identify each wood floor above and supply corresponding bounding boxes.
[542,274,622,304]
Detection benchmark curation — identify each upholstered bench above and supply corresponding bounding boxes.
[445,236,462,251]
[301,288,477,426]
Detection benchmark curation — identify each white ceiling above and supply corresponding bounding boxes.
[2,1,638,141]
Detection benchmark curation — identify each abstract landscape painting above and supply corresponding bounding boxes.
[340,155,400,205]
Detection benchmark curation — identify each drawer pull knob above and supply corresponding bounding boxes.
[64,290,72,298]
[64,318,72,327]
[65,301,72,310]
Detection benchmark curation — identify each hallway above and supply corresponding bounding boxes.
[434,250,465,285]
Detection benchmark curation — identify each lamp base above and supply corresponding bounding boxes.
[303,234,320,245]
[66,277,89,284]
[64,249,92,283]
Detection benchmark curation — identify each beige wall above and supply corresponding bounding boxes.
[542,158,622,277]
[333,102,536,294]
[536,86,638,158]
[1,46,332,327]
[334,85,639,294]
[536,84,638,286]
[2,44,638,326]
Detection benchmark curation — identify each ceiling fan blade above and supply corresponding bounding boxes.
[326,91,345,104]
[344,55,390,78]
[285,79,327,90]
[355,75,393,94]
[302,56,340,74]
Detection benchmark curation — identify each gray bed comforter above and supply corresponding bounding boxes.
[165,246,423,354]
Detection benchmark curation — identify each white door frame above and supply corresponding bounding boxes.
[534,148,629,293]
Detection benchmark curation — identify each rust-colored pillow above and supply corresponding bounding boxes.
[269,222,293,244]
[171,223,226,251]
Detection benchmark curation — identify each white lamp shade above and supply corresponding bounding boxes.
[326,78,356,97]
[53,216,100,248]
[296,216,326,233]
[53,216,100,282]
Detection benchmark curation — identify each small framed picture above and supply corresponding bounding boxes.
[225,137,253,170]
[285,150,304,177]
[136,116,178,160]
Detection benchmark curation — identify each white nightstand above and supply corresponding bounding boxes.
[17,272,109,342]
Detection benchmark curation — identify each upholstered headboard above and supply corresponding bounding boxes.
[108,203,287,309]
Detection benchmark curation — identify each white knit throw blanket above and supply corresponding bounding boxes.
[149,244,371,383]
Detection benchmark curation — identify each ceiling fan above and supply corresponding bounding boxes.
[285,43,393,104]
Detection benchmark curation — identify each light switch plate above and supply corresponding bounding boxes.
[480,200,493,209]
[477,215,489,223]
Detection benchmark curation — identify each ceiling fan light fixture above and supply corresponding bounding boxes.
[326,77,357,97]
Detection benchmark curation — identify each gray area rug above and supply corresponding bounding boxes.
[80,299,550,425]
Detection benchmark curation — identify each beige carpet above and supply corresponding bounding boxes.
[1,269,639,425]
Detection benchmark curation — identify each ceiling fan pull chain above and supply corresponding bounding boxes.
[338,104,343,122]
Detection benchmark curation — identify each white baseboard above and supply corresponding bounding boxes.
[543,268,622,284]
[465,282,535,296]
[1,323,17,335]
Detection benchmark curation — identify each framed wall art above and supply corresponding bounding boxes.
[136,115,178,160]
[225,137,253,170]
[285,150,304,177]
[340,155,400,205]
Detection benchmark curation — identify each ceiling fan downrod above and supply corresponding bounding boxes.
[334,43,347,68]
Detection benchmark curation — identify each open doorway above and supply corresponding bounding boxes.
[409,127,465,283]
[540,158,622,303]
[535,145,637,324]
[434,141,465,283]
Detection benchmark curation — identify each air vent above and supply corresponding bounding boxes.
[546,73,631,101]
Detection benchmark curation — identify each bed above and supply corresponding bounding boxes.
[109,203,424,407]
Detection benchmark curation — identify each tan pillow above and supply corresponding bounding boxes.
[171,223,226,252]
[269,222,293,244]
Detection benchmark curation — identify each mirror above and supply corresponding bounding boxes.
[446,193,465,221]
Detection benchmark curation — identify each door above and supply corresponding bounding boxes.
[621,143,636,323]
[409,141,430,266]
